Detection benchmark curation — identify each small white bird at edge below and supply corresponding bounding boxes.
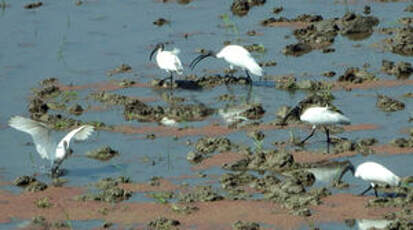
[9,116,94,177]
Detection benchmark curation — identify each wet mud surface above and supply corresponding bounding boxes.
[1,0,413,229]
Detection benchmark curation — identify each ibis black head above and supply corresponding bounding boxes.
[149,42,165,61]
[280,105,301,126]
[336,161,355,183]
[189,50,215,70]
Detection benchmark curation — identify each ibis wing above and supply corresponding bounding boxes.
[171,48,181,55]
[8,116,55,159]
[159,51,183,74]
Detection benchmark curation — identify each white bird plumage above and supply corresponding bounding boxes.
[300,106,350,126]
[355,162,401,187]
[155,48,183,75]
[216,45,263,77]
[189,44,263,83]
[9,116,94,175]
[150,43,183,88]
[338,161,401,197]
[284,105,350,153]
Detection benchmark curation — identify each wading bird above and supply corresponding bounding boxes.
[149,42,183,89]
[9,116,94,177]
[189,44,263,84]
[282,105,350,153]
[337,161,401,197]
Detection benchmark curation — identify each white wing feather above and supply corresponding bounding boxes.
[217,45,263,77]
[9,116,55,160]
[171,48,180,55]
[56,125,94,159]
[157,50,183,75]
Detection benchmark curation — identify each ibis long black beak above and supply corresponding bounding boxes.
[281,106,300,125]
[149,46,158,61]
[336,162,355,183]
[189,53,213,70]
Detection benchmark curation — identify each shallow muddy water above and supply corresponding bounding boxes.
[0,0,412,229]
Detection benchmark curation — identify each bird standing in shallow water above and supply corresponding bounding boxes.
[337,161,401,197]
[149,42,183,89]
[9,116,94,177]
[189,44,263,84]
[283,105,350,153]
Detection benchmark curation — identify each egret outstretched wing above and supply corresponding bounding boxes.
[56,125,94,159]
[9,116,55,160]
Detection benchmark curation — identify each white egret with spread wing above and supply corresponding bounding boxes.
[9,116,94,177]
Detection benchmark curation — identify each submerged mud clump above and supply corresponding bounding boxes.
[86,146,119,161]
[282,43,313,57]
[405,4,413,12]
[76,176,132,202]
[68,104,84,116]
[124,99,213,122]
[261,14,323,27]
[178,185,224,202]
[195,137,232,154]
[264,177,330,214]
[232,220,260,230]
[92,91,136,105]
[25,181,48,192]
[384,26,413,56]
[124,99,163,122]
[153,18,170,26]
[284,170,315,187]
[34,85,61,99]
[337,67,376,83]
[335,13,379,38]
[14,175,37,187]
[188,137,233,163]
[240,104,265,120]
[224,149,296,172]
[29,98,49,118]
[24,1,43,9]
[332,138,377,154]
[106,64,132,76]
[220,172,258,190]
[285,13,378,56]
[376,95,405,112]
[389,130,413,148]
[147,217,180,230]
[15,175,47,192]
[381,60,413,79]
[194,75,251,88]
[231,0,265,17]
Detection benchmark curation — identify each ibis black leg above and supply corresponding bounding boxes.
[373,187,378,197]
[324,127,331,153]
[245,70,252,85]
[359,185,373,196]
[246,83,252,104]
[301,126,316,144]
[51,159,63,178]
[169,72,174,90]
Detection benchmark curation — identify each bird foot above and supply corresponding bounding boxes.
[51,167,65,178]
